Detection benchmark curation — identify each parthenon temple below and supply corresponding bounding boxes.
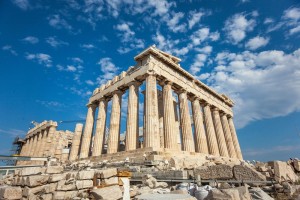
[18,46,243,164]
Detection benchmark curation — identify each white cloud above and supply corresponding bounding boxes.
[22,36,39,44]
[245,36,269,50]
[264,18,274,24]
[115,22,135,42]
[2,45,17,56]
[66,65,76,72]
[80,43,96,49]
[195,45,213,54]
[25,53,52,67]
[71,57,83,64]
[224,13,256,44]
[11,0,30,10]
[85,80,94,86]
[283,7,300,22]
[96,57,119,85]
[190,28,220,46]
[48,14,72,30]
[165,12,186,33]
[36,100,65,108]
[204,48,300,129]
[188,11,205,29]
[190,54,207,74]
[46,36,69,47]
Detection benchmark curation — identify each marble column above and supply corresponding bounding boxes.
[69,123,83,161]
[80,104,96,158]
[26,137,33,157]
[178,91,195,152]
[48,126,58,157]
[191,98,208,154]
[228,116,243,159]
[39,130,47,157]
[92,100,107,156]
[220,113,237,158]
[126,82,139,151]
[203,103,220,156]
[144,74,160,149]
[162,81,177,149]
[212,108,229,157]
[30,134,38,157]
[35,132,43,157]
[107,91,122,154]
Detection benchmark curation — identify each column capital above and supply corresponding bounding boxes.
[201,101,210,107]
[145,70,158,77]
[211,107,220,112]
[86,102,97,109]
[128,80,142,87]
[159,79,173,86]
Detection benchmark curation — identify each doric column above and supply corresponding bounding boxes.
[69,123,83,161]
[26,137,33,157]
[92,100,107,156]
[203,103,220,156]
[144,74,160,149]
[212,108,229,157]
[35,132,43,157]
[162,81,177,149]
[125,82,139,151]
[79,104,96,158]
[220,113,237,158]
[178,91,195,152]
[48,126,58,157]
[107,91,122,154]
[30,134,38,157]
[228,116,243,159]
[39,130,47,157]
[191,98,208,154]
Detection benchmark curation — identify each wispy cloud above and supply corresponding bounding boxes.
[25,53,52,67]
[96,57,119,85]
[22,36,39,44]
[48,14,72,30]
[11,0,30,10]
[2,45,18,56]
[46,36,69,47]
[36,100,65,108]
[80,43,96,50]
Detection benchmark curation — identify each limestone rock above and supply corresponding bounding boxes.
[91,185,122,200]
[25,175,49,187]
[77,170,95,180]
[0,186,22,200]
[169,157,184,169]
[205,188,235,200]
[194,164,233,180]
[46,166,63,174]
[43,182,57,193]
[49,173,66,183]
[40,193,52,200]
[99,168,117,179]
[22,185,44,197]
[293,160,300,172]
[19,167,45,176]
[76,180,93,189]
[233,165,266,181]
[56,180,76,191]
[249,187,274,200]
[53,191,78,200]
[273,161,299,182]
[102,176,119,185]
[136,193,197,200]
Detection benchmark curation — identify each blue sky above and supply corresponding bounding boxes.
[1,0,300,162]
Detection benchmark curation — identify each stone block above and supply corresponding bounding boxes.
[52,191,78,200]
[77,170,95,180]
[91,185,122,200]
[19,167,45,176]
[194,164,233,180]
[43,182,57,193]
[293,160,300,172]
[66,171,78,180]
[99,168,117,179]
[46,166,63,174]
[0,186,22,200]
[56,180,76,191]
[102,176,119,185]
[25,175,49,187]
[135,194,197,200]
[76,180,93,189]
[40,193,52,200]
[23,185,44,197]
[233,165,266,181]
[49,173,66,182]
[273,161,299,182]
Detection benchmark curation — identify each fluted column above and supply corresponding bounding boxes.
[191,98,208,154]
[26,137,33,157]
[30,134,38,157]
[39,130,47,157]
[228,116,243,159]
[221,113,236,158]
[48,126,58,157]
[178,91,195,152]
[35,132,43,157]
[80,104,96,158]
[203,103,220,156]
[107,92,122,154]
[144,74,160,149]
[212,108,229,157]
[69,124,83,161]
[126,82,139,151]
[162,81,177,149]
[92,100,107,156]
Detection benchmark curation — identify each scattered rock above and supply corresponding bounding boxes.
[91,185,123,200]
[77,170,95,180]
[46,166,64,174]
[25,175,49,187]
[233,165,266,181]
[0,186,22,200]
[195,164,233,180]
[19,167,45,176]
[273,161,299,183]
[75,180,93,189]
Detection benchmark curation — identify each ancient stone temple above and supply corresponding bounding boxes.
[17,120,73,165]
[74,46,243,162]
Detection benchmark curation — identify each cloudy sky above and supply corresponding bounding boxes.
[1,0,300,161]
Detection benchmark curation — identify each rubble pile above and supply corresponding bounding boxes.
[1,158,300,199]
